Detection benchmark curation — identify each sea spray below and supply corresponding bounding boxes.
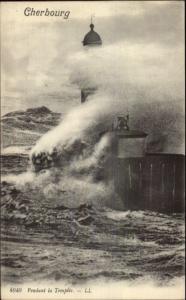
[32,133,119,208]
[31,93,113,155]
[68,133,112,176]
[2,132,119,209]
[68,44,184,154]
[31,40,184,172]
[69,43,184,101]
[4,33,184,209]
[30,91,117,173]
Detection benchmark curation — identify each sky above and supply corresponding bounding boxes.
[1,1,185,115]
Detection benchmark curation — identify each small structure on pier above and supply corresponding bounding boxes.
[112,116,147,158]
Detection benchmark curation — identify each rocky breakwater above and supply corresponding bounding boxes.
[31,139,88,172]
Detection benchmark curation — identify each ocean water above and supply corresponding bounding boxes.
[1,154,185,295]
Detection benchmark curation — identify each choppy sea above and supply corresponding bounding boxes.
[1,153,185,297]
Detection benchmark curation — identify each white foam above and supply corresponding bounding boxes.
[2,146,30,155]
[2,171,36,186]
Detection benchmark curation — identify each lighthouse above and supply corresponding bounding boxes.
[81,22,102,103]
[80,20,184,213]
[81,21,147,157]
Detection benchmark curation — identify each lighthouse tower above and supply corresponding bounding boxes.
[81,22,102,103]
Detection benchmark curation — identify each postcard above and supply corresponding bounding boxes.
[1,1,185,299]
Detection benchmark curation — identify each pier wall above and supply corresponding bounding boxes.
[110,154,185,213]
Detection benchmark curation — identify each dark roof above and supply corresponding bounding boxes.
[82,24,102,46]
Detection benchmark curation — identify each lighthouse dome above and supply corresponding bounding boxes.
[82,24,102,46]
